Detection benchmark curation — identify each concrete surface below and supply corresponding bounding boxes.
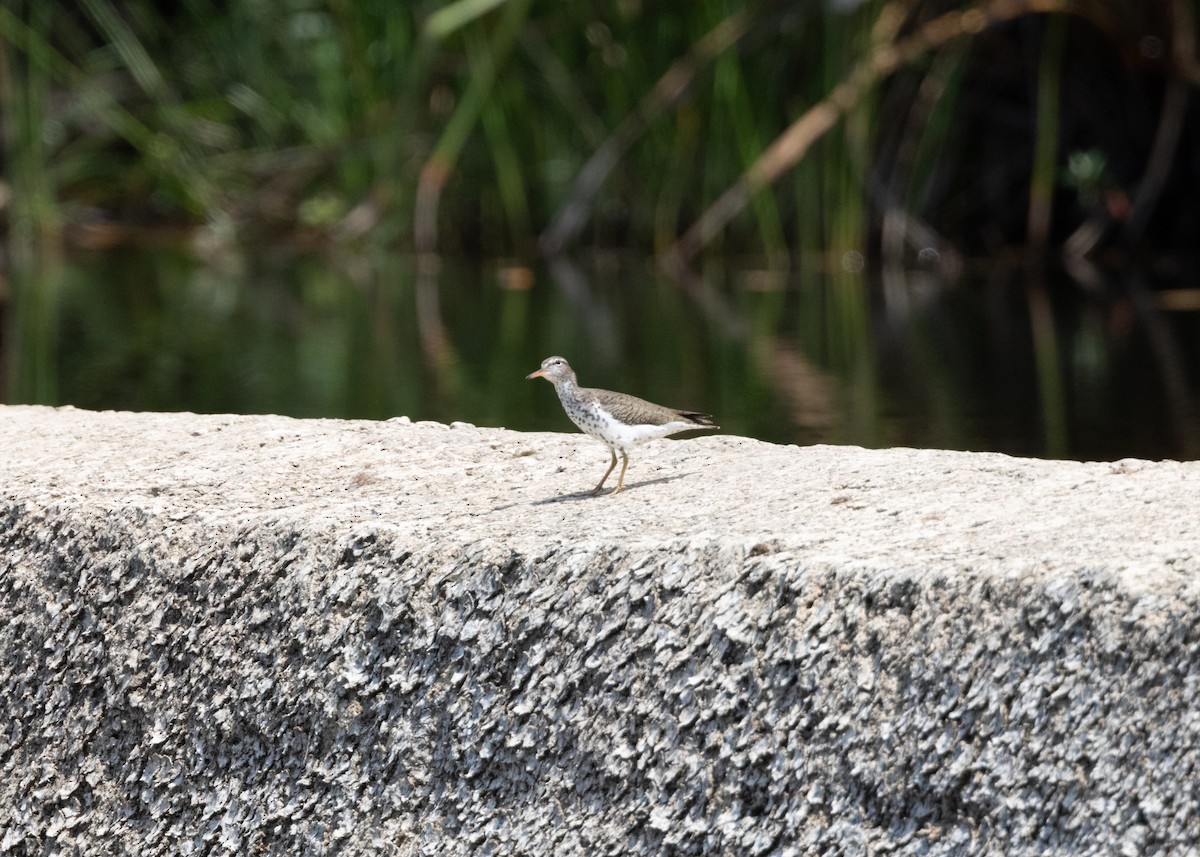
[1,405,1198,855]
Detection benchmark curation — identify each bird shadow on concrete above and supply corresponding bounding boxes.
[527,472,689,505]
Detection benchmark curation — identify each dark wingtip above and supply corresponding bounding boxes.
[681,411,717,428]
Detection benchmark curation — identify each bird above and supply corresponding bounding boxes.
[526,355,718,495]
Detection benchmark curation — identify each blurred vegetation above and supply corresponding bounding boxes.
[2,0,1198,264]
[1,0,1198,459]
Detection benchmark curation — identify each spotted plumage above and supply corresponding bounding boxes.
[526,355,718,495]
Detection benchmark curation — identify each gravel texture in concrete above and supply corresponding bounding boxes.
[1,405,1198,855]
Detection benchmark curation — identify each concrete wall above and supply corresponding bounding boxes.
[2,406,1198,854]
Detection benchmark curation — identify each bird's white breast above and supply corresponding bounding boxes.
[570,402,694,451]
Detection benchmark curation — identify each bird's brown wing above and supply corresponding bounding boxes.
[587,388,717,429]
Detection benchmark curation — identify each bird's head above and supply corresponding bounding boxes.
[526,355,575,384]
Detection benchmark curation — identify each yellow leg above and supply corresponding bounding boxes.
[591,450,618,495]
[612,452,630,495]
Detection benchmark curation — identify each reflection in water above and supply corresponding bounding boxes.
[545,255,618,367]
[1126,273,1196,459]
[415,250,462,408]
[669,261,835,433]
[1027,281,1068,459]
[1,243,1196,462]
[4,241,64,406]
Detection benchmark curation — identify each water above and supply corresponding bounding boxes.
[3,242,1197,461]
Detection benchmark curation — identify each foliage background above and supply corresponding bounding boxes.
[1,0,1198,460]
[3,0,1197,262]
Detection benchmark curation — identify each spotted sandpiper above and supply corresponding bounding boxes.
[526,356,718,495]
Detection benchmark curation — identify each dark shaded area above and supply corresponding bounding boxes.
[873,11,1199,260]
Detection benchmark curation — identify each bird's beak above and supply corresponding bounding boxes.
[526,369,546,380]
